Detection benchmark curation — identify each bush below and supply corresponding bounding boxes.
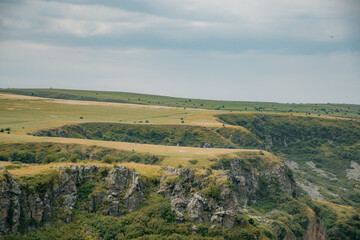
[5,165,22,170]
[144,155,159,165]
[159,203,175,223]
[188,159,198,165]
[197,222,211,236]
[204,184,221,200]
[0,153,8,161]
[42,154,57,164]
[94,129,103,138]
[69,154,79,163]
[102,154,115,164]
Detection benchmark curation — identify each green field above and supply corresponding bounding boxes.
[2,88,360,118]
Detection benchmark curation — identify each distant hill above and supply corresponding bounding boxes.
[1,88,359,118]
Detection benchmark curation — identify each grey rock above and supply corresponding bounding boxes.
[158,167,239,228]
[0,165,144,236]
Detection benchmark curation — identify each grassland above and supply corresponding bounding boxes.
[0,93,266,169]
[2,88,360,118]
[1,161,163,179]
[0,89,359,239]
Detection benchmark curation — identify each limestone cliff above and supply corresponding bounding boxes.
[0,161,328,240]
[0,165,143,236]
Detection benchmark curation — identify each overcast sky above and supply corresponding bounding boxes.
[0,0,359,104]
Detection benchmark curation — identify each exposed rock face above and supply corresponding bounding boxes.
[88,166,143,216]
[296,181,325,201]
[228,158,298,206]
[158,159,299,229]
[346,161,360,181]
[0,165,144,236]
[1,159,328,239]
[0,172,22,235]
[31,128,70,138]
[158,167,240,228]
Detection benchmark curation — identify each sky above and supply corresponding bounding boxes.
[0,0,359,104]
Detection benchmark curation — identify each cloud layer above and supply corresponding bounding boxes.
[0,0,359,103]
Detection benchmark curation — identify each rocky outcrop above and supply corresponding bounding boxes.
[228,158,298,206]
[0,165,144,236]
[346,161,360,181]
[0,173,22,235]
[0,159,326,239]
[158,167,240,228]
[158,159,298,229]
[88,166,143,216]
[31,128,70,138]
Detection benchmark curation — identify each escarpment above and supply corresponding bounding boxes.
[0,165,143,236]
[0,160,328,240]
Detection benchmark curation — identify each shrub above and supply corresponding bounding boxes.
[0,153,9,161]
[69,154,79,163]
[94,129,103,138]
[5,165,22,170]
[102,154,115,164]
[188,159,198,165]
[159,203,175,223]
[42,154,57,164]
[144,155,159,165]
[197,222,211,236]
[9,151,18,161]
[204,184,221,200]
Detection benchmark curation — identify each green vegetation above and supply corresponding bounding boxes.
[218,113,360,180]
[2,88,359,118]
[204,184,221,200]
[308,200,360,240]
[3,189,271,240]
[0,142,160,165]
[17,170,60,195]
[32,122,261,149]
[1,89,359,239]
[218,113,360,238]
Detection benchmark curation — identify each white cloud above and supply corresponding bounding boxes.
[0,1,359,103]
[1,0,358,41]
[0,40,359,103]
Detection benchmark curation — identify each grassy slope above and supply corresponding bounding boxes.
[1,88,360,118]
[218,113,360,201]
[31,122,262,149]
[0,93,267,168]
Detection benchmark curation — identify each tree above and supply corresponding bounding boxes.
[94,129,103,138]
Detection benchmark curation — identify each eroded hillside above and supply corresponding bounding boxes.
[0,92,359,239]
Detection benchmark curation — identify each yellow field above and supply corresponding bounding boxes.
[4,161,163,178]
[0,93,273,169]
[0,161,12,167]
